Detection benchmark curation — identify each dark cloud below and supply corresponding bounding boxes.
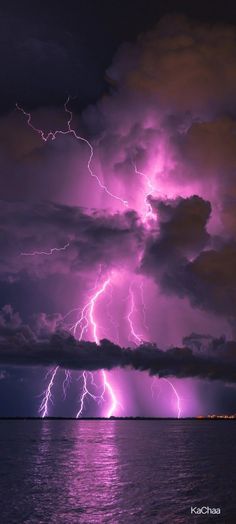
[3,195,236,323]
[0,321,235,383]
[172,118,236,238]
[160,244,236,317]
[107,15,236,117]
[140,196,236,318]
[0,201,143,277]
[141,194,210,276]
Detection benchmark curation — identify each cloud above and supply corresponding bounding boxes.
[107,15,236,117]
[0,321,235,384]
[2,194,236,323]
[169,244,236,317]
[147,194,211,258]
[139,195,236,319]
[0,305,235,384]
[0,201,143,277]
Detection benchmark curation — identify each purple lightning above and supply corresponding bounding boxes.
[127,283,144,345]
[76,371,105,418]
[133,161,183,417]
[20,242,70,257]
[16,98,128,207]
[62,370,72,401]
[132,161,156,223]
[151,377,182,418]
[74,276,118,418]
[39,366,59,418]
[139,279,149,334]
[17,97,183,419]
[163,378,182,419]
[151,377,161,399]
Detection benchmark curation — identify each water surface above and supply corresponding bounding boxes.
[0,420,235,523]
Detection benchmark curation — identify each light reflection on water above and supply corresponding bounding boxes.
[0,420,235,523]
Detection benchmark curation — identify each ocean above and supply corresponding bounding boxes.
[0,420,235,523]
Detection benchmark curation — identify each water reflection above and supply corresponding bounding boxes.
[0,420,235,523]
[32,421,120,524]
[65,421,120,523]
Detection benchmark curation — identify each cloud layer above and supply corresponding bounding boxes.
[0,306,235,383]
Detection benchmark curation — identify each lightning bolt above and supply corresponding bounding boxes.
[151,377,161,399]
[62,370,72,401]
[163,378,182,419]
[139,289,182,417]
[20,242,70,257]
[133,162,182,418]
[18,99,183,420]
[151,376,182,418]
[16,98,128,207]
[39,366,59,418]
[127,283,143,345]
[139,279,149,333]
[132,161,156,222]
[76,371,105,418]
[75,276,118,418]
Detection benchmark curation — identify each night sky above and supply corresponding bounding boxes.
[1,0,236,417]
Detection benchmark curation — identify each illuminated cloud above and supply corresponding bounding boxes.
[2,13,236,414]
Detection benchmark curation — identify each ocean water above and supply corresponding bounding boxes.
[0,420,235,524]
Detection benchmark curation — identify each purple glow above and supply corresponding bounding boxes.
[16,99,129,208]
[39,366,59,418]
[163,379,182,420]
[62,370,72,401]
[127,283,144,345]
[74,277,119,418]
[15,96,213,419]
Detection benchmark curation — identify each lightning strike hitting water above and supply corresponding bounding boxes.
[163,378,182,419]
[39,366,59,418]
[16,99,128,207]
[151,377,161,399]
[76,371,105,418]
[75,277,119,418]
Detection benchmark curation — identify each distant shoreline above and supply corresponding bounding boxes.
[0,417,235,421]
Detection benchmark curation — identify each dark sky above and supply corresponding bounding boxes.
[0,0,235,113]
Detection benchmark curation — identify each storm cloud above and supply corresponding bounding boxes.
[2,12,236,415]
[0,201,143,277]
[0,322,236,383]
